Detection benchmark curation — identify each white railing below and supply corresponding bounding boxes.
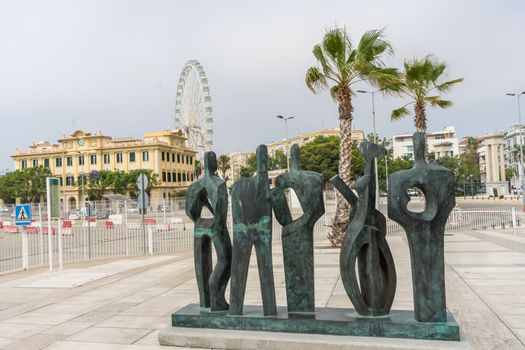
[1,199,524,276]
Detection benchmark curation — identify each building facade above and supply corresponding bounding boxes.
[503,124,525,190]
[392,126,459,160]
[478,132,508,196]
[224,151,253,185]
[11,130,196,208]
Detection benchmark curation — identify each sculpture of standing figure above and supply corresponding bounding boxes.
[230,145,277,316]
[388,132,455,322]
[185,151,232,311]
[272,144,325,313]
[331,142,396,317]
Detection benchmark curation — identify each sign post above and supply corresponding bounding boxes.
[136,173,149,253]
[15,204,31,270]
[46,177,61,271]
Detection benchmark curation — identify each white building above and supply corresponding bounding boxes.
[392,126,459,160]
[224,151,253,184]
[503,124,525,190]
[478,132,508,196]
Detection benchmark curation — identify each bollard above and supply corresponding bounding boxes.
[21,227,29,270]
[148,226,153,255]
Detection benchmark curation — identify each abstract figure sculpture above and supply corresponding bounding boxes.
[331,142,396,316]
[185,151,232,311]
[230,145,277,316]
[388,132,455,322]
[272,144,325,313]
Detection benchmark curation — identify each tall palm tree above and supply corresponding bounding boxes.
[217,154,231,180]
[390,55,463,133]
[305,27,398,247]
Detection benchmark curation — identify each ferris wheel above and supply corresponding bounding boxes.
[174,60,213,159]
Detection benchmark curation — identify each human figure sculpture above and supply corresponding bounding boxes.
[388,132,455,322]
[331,142,396,317]
[272,144,325,313]
[185,151,232,311]
[230,145,277,316]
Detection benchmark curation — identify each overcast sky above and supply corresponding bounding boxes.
[1,0,524,171]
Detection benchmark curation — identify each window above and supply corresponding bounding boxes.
[66,176,75,186]
[177,154,180,163]
[116,153,123,163]
[172,172,176,182]
[103,154,110,164]
[186,155,189,164]
[182,173,186,182]
[44,159,50,168]
[162,152,165,161]
[55,158,62,167]
[66,156,73,166]
[435,135,445,140]
[78,155,84,166]
[21,160,27,169]
[167,172,172,182]
[162,171,167,182]
[191,173,194,181]
[32,159,38,167]
[90,154,97,165]
[129,152,136,162]
[59,177,63,186]
[189,156,193,165]
[172,153,175,162]
[177,173,181,182]
[142,151,149,161]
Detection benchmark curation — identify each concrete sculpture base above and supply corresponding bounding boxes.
[162,304,460,342]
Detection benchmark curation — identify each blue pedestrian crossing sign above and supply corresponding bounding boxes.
[15,204,31,226]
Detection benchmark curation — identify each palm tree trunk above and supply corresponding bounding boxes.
[329,88,353,247]
[414,101,429,159]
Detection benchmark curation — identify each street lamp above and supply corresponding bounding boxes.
[357,89,382,209]
[276,115,295,171]
[506,91,525,211]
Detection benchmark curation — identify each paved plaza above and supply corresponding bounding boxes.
[0,228,522,349]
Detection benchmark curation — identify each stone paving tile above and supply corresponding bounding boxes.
[66,327,152,344]
[44,340,202,349]
[41,321,93,336]
[0,323,52,339]
[97,315,169,330]
[2,312,79,326]
[3,334,64,350]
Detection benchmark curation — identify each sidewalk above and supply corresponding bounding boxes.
[0,229,522,349]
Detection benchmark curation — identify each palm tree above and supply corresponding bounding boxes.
[217,155,231,180]
[305,27,398,247]
[390,55,463,133]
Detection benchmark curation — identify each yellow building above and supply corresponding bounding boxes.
[11,130,196,208]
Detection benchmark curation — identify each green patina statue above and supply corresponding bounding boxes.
[388,132,455,322]
[331,142,396,317]
[272,144,325,314]
[230,144,277,316]
[185,151,232,311]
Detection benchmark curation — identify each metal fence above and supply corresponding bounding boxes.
[0,196,524,276]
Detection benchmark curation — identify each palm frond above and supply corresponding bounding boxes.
[330,85,341,101]
[425,96,452,108]
[312,44,332,76]
[305,67,328,93]
[355,28,394,68]
[391,104,412,121]
[322,28,347,65]
[434,78,463,93]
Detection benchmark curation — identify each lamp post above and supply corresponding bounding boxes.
[357,89,381,209]
[276,115,295,171]
[506,91,525,211]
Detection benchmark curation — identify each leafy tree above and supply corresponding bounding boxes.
[305,27,398,247]
[239,154,256,178]
[217,155,231,179]
[195,159,202,178]
[300,136,340,182]
[390,55,463,134]
[86,170,115,200]
[0,167,52,203]
[269,150,287,171]
[0,172,17,204]
[506,168,516,181]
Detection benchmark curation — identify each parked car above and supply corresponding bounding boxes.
[68,210,81,220]
[127,207,139,214]
[407,188,419,197]
[95,211,109,219]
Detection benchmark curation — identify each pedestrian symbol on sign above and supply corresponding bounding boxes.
[15,204,31,226]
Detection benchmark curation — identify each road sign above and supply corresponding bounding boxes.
[15,204,31,226]
[138,192,149,209]
[46,177,61,218]
[136,173,148,191]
